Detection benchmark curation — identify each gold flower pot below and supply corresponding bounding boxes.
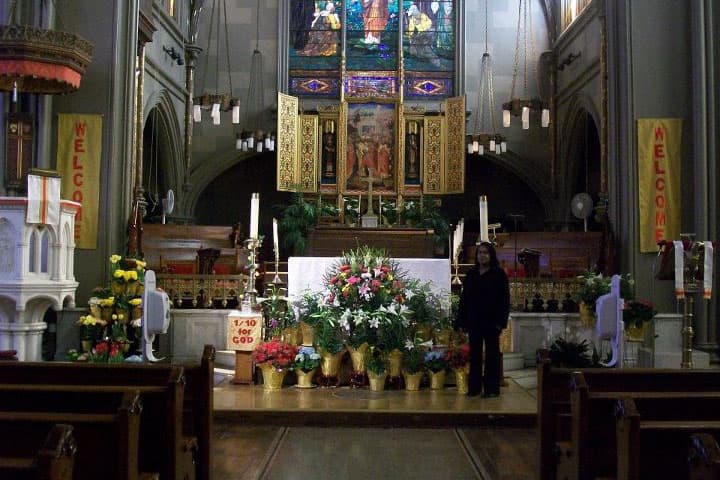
[433,328,453,347]
[429,370,447,390]
[625,322,649,342]
[89,298,101,318]
[100,306,113,322]
[281,326,300,345]
[348,343,369,373]
[126,282,139,297]
[454,365,470,394]
[319,349,345,378]
[295,369,316,388]
[414,323,433,343]
[299,321,315,346]
[368,371,387,392]
[579,302,596,327]
[81,340,92,353]
[111,282,125,296]
[387,349,403,377]
[403,370,424,391]
[131,306,142,320]
[115,308,130,324]
[258,363,288,390]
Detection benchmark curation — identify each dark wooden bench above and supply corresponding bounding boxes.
[536,354,720,480]
[0,390,142,480]
[689,433,720,480]
[0,345,215,480]
[0,423,76,480]
[616,396,720,480]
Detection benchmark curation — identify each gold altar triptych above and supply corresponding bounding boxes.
[276,92,465,197]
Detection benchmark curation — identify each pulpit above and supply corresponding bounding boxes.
[306,226,436,258]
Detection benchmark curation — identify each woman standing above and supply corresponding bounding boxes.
[456,241,510,397]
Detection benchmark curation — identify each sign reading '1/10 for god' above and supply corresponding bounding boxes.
[226,313,262,351]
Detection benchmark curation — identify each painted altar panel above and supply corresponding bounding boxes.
[342,101,397,194]
[276,93,299,191]
[443,95,465,193]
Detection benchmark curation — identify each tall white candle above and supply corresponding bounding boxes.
[358,193,362,214]
[250,193,260,239]
[378,195,382,215]
[272,218,279,254]
[479,195,489,242]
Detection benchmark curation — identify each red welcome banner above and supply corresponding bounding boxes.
[637,118,682,253]
[57,114,102,249]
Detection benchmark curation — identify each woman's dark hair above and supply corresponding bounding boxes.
[475,241,500,268]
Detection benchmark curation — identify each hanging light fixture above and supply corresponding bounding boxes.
[235,0,274,153]
[193,0,239,125]
[467,0,506,156]
[502,0,550,130]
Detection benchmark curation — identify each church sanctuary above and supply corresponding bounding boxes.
[1,0,720,478]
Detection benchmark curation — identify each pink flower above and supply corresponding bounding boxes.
[347,276,360,285]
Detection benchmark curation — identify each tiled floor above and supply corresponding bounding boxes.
[212,368,539,479]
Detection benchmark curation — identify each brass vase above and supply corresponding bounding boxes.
[429,370,446,390]
[348,343,369,373]
[299,321,315,346]
[368,371,387,392]
[579,302,596,327]
[81,339,92,353]
[454,365,470,394]
[111,281,125,296]
[387,349,403,377]
[625,322,649,342]
[295,368,316,388]
[126,282,139,297]
[414,323,433,343]
[319,349,345,377]
[258,363,288,390]
[403,370,424,391]
[281,326,301,345]
[89,298,101,318]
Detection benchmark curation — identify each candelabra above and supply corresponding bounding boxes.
[242,237,262,308]
[452,251,462,285]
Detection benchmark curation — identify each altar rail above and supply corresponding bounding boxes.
[156,273,247,309]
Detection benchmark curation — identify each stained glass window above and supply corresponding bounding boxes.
[287,0,456,99]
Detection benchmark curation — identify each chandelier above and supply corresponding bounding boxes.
[235,0,274,153]
[502,0,549,130]
[467,0,505,156]
[193,0,239,126]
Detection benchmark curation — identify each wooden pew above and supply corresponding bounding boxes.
[689,433,720,480]
[616,396,720,480]
[0,390,142,480]
[536,354,720,480]
[0,423,76,480]
[0,345,215,480]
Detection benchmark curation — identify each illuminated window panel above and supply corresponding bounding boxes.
[344,0,399,71]
[404,74,452,98]
[401,0,455,73]
[289,76,341,97]
[289,0,343,71]
[345,73,398,98]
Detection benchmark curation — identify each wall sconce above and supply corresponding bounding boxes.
[557,51,581,71]
[163,46,184,66]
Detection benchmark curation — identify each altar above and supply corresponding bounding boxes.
[288,256,451,300]
[306,226,436,258]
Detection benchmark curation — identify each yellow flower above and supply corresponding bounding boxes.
[129,298,142,306]
[99,297,115,307]
[113,269,125,279]
[135,260,146,270]
[123,270,138,282]
[110,254,122,264]
[112,314,118,320]
[77,315,97,326]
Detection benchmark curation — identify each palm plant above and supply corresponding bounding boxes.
[274,191,318,255]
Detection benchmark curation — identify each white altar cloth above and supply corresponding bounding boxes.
[288,257,451,300]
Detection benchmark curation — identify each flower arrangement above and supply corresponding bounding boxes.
[262,284,296,340]
[623,299,656,329]
[71,254,145,362]
[343,196,360,224]
[445,343,470,370]
[575,271,634,308]
[402,338,429,374]
[251,339,297,370]
[293,346,321,372]
[424,349,448,373]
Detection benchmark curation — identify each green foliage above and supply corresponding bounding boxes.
[402,195,450,247]
[275,191,319,255]
[623,299,657,329]
[575,271,635,307]
[402,342,426,374]
[366,347,387,375]
[549,337,595,368]
[310,307,345,354]
[262,284,296,339]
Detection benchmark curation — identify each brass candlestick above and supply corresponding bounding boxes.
[243,237,262,308]
[271,243,282,285]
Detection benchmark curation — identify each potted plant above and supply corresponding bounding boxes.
[262,284,298,343]
[366,347,388,392]
[548,336,596,368]
[310,306,345,386]
[293,346,321,388]
[252,339,297,390]
[445,343,471,394]
[424,349,448,390]
[402,338,428,391]
[275,191,319,256]
[402,195,450,253]
[575,271,634,326]
[622,299,656,341]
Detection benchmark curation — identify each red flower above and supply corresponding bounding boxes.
[94,342,108,354]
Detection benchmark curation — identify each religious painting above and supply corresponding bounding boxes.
[345,0,399,71]
[289,1,343,71]
[320,119,337,184]
[344,102,396,193]
[404,120,422,185]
